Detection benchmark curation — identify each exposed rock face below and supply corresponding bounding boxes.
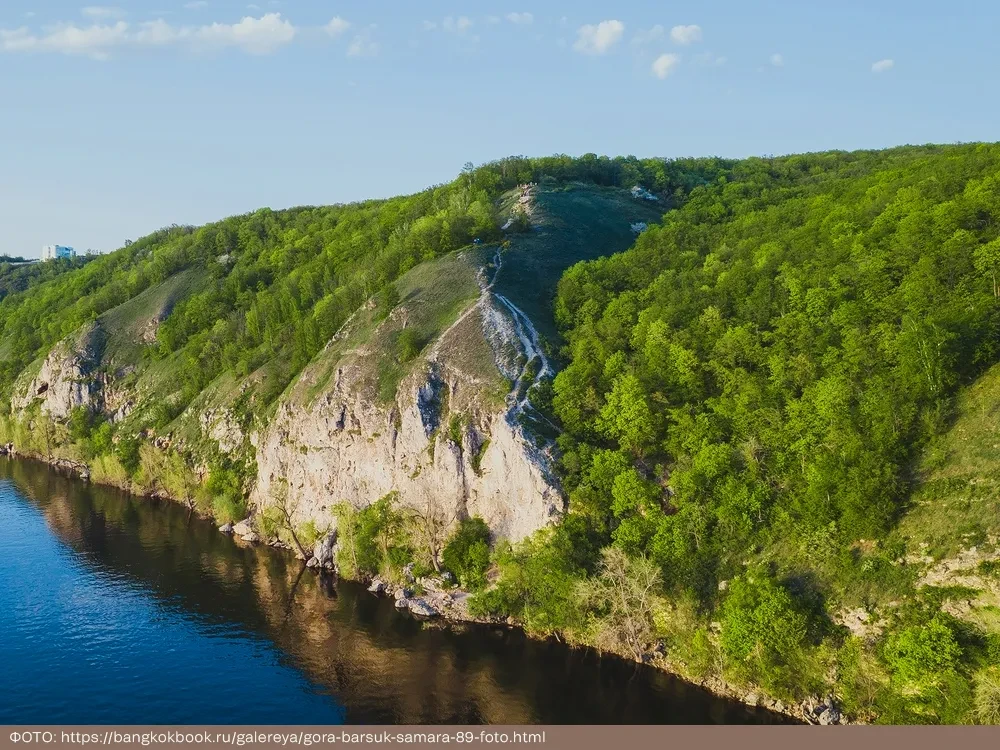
[12,327,102,419]
[251,361,562,543]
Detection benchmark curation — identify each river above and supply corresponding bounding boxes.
[0,458,788,725]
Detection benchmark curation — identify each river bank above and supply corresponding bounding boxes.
[0,448,820,724]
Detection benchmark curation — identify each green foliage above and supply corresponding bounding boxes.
[884,616,963,688]
[114,435,142,477]
[470,523,589,635]
[88,422,114,458]
[396,327,424,363]
[720,572,816,697]
[67,406,93,443]
[335,493,409,579]
[470,438,490,476]
[442,517,491,591]
[212,494,248,526]
[554,144,1000,596]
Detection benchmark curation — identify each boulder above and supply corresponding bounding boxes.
[241,531,260,544]
[368,578,387,595]
[306,556,320,569]
[233,519,253,537]
[312,531,338,569]
[219,523,234,535]
[817,707,841,725]
[394,596,410,610]
[407,598,438,617]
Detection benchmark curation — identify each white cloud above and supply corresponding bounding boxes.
[442,16,473,34]
[81,6,124,19]
[132,19,182,46]
[324,16,350,37]
[573,19,624,55]
[770,53,783,66]
[346,27,378,57]
[506,12,533,25]
[651,52,680,79]
[631,24,664,46]
[0,12,297,58]
[193,13,294,54]
[669,24,701,45]
[872,58,894,73]
[184,1,208,9]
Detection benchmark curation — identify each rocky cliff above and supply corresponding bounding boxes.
[250,246,564,543]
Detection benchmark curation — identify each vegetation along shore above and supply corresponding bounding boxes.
[5,145,1000,724]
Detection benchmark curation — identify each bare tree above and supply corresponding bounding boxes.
[579,547,663,662]
[408,495,456,573]
[271,480,310,561]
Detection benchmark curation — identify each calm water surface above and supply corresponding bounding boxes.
[0,458,787,725]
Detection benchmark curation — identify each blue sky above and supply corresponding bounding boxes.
[1,1,996,257]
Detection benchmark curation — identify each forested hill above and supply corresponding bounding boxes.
[0,154,723,403]
[6,144,1000,724]
[484,142,1000,724]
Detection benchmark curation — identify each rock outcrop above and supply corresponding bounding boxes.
[251,361,562,543]
[12,325,103,419]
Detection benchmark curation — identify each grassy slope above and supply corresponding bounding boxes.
[900,362,1000,562]
[494,182,665,346]
[287,183,664,415]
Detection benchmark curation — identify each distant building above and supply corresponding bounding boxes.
[41,245,76,262]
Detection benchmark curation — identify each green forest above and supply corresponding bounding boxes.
[5,144,1000,723]
[470,143,1000,723]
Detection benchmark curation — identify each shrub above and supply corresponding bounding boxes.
[720,572,814,697]
[115,435,142,477]
[442,517,492,591]
[397,328,423,363]
[87,421,114,458]
[883,615,962,688]
[212,494,248,525]
[469,526,585,635]
[335,494,409,579]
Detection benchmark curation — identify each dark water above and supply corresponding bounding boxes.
[0,458,787,725]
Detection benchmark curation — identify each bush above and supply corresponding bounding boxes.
[397,328,424,363]
[335,494,409,579]
[883,615,962,688]
[115,435,142,477]
[720,572,815,697]
[212,494,248,525]
[87,421,114,458]
[442,517,492,591]
[469,526,585,635]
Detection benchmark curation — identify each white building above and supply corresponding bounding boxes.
[41,245,76,262]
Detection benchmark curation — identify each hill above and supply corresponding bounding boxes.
[5,145,1000,723]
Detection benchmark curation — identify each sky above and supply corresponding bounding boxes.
[0,1,997,257]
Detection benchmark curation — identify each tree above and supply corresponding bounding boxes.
[442,517,491,589]
[579,547,663,662]
[409,494,457,573]
[720,573,811,693]
[596,373,656,456]
[973,238,1000,297]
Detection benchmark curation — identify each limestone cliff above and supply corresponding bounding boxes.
[250,247,564,543]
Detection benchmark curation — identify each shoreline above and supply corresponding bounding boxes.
[1,448,821,725]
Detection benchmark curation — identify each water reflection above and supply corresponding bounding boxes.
[0,458,789,725]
